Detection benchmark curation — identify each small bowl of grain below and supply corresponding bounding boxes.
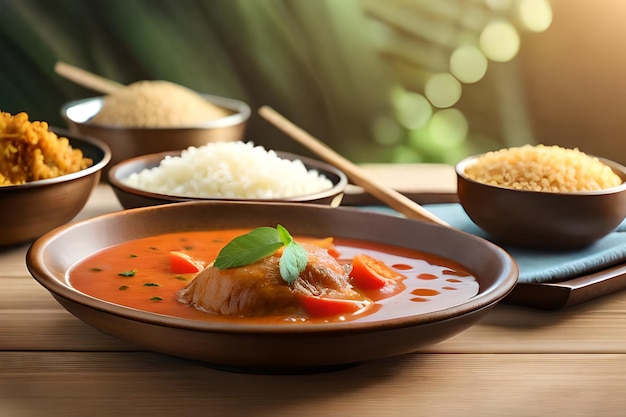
[108,141,348,209]
[0,111,110,247]
[456,145,626,250]
[61,80,250,178]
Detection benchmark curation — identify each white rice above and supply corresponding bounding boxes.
[122,141,334,198]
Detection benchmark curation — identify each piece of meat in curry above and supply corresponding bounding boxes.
[176,243,363,317]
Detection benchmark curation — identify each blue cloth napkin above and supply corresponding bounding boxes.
[369,203,626,284]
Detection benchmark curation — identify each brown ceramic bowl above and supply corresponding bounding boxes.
[456,155,626,250]
[61,94,250,178]
[108,150,348,209]
[26,201,518,373]
[0,129,111,247]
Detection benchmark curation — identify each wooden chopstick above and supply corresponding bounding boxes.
[258,106,449,227]
[54,61,124,94]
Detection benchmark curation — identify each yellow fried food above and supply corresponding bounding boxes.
[0,111,92,186]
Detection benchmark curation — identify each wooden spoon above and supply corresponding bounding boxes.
[258,106,449,227]
[54,61,123,94]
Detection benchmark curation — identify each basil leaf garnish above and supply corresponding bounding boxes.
[280,241,309,284]
[276,224,293,245]
[213,224,309,283]
[213,227,283,269]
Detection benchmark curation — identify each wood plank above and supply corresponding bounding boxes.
[342,163,458,205]
[1,352,625,417]
[433,288,626,353]
[0,243,30,276]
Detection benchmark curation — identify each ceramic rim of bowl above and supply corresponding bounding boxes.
[107,150,349,203]
[26,201,519,335]
[455,154,626,196]
[61,93,251,130]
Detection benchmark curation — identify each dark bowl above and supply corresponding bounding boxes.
[26,201,518,373]
[108,150,348,209]
[0,129,111,247]
[456,154,626,250]
[61,94,250,179]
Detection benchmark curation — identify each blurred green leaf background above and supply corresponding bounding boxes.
[0,0,548,163]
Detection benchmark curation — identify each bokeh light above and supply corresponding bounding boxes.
[479,19,520,62]
[428,108,469,149]
[424,73,462,108]
[518,0,553,32]
[393,90,433,130]
[450,45,489,84]
[405,109,469,163]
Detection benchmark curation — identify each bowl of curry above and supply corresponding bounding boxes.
[26,201,518,373]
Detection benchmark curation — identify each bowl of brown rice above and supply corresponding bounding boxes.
[0,111,111,247]
[455,145,626,250]
[61,81,250,179]
[108,141,347,209]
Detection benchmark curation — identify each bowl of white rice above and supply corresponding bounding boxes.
[108,141,348,209]
[456,145,626,250]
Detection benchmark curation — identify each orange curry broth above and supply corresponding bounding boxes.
[67,229,479,324]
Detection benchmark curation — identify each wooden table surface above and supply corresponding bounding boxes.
[4,178,626,417]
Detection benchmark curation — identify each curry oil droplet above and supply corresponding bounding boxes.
[442,286,458,291]
[410,297,430,302]
[417,273,438,280]
[392,263,413,271]
[446,278,462,283]
[411,288,440,297]
[442,269,470,278]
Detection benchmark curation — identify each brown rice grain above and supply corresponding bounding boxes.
[464,144,622,192]
[89,80,230,127]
